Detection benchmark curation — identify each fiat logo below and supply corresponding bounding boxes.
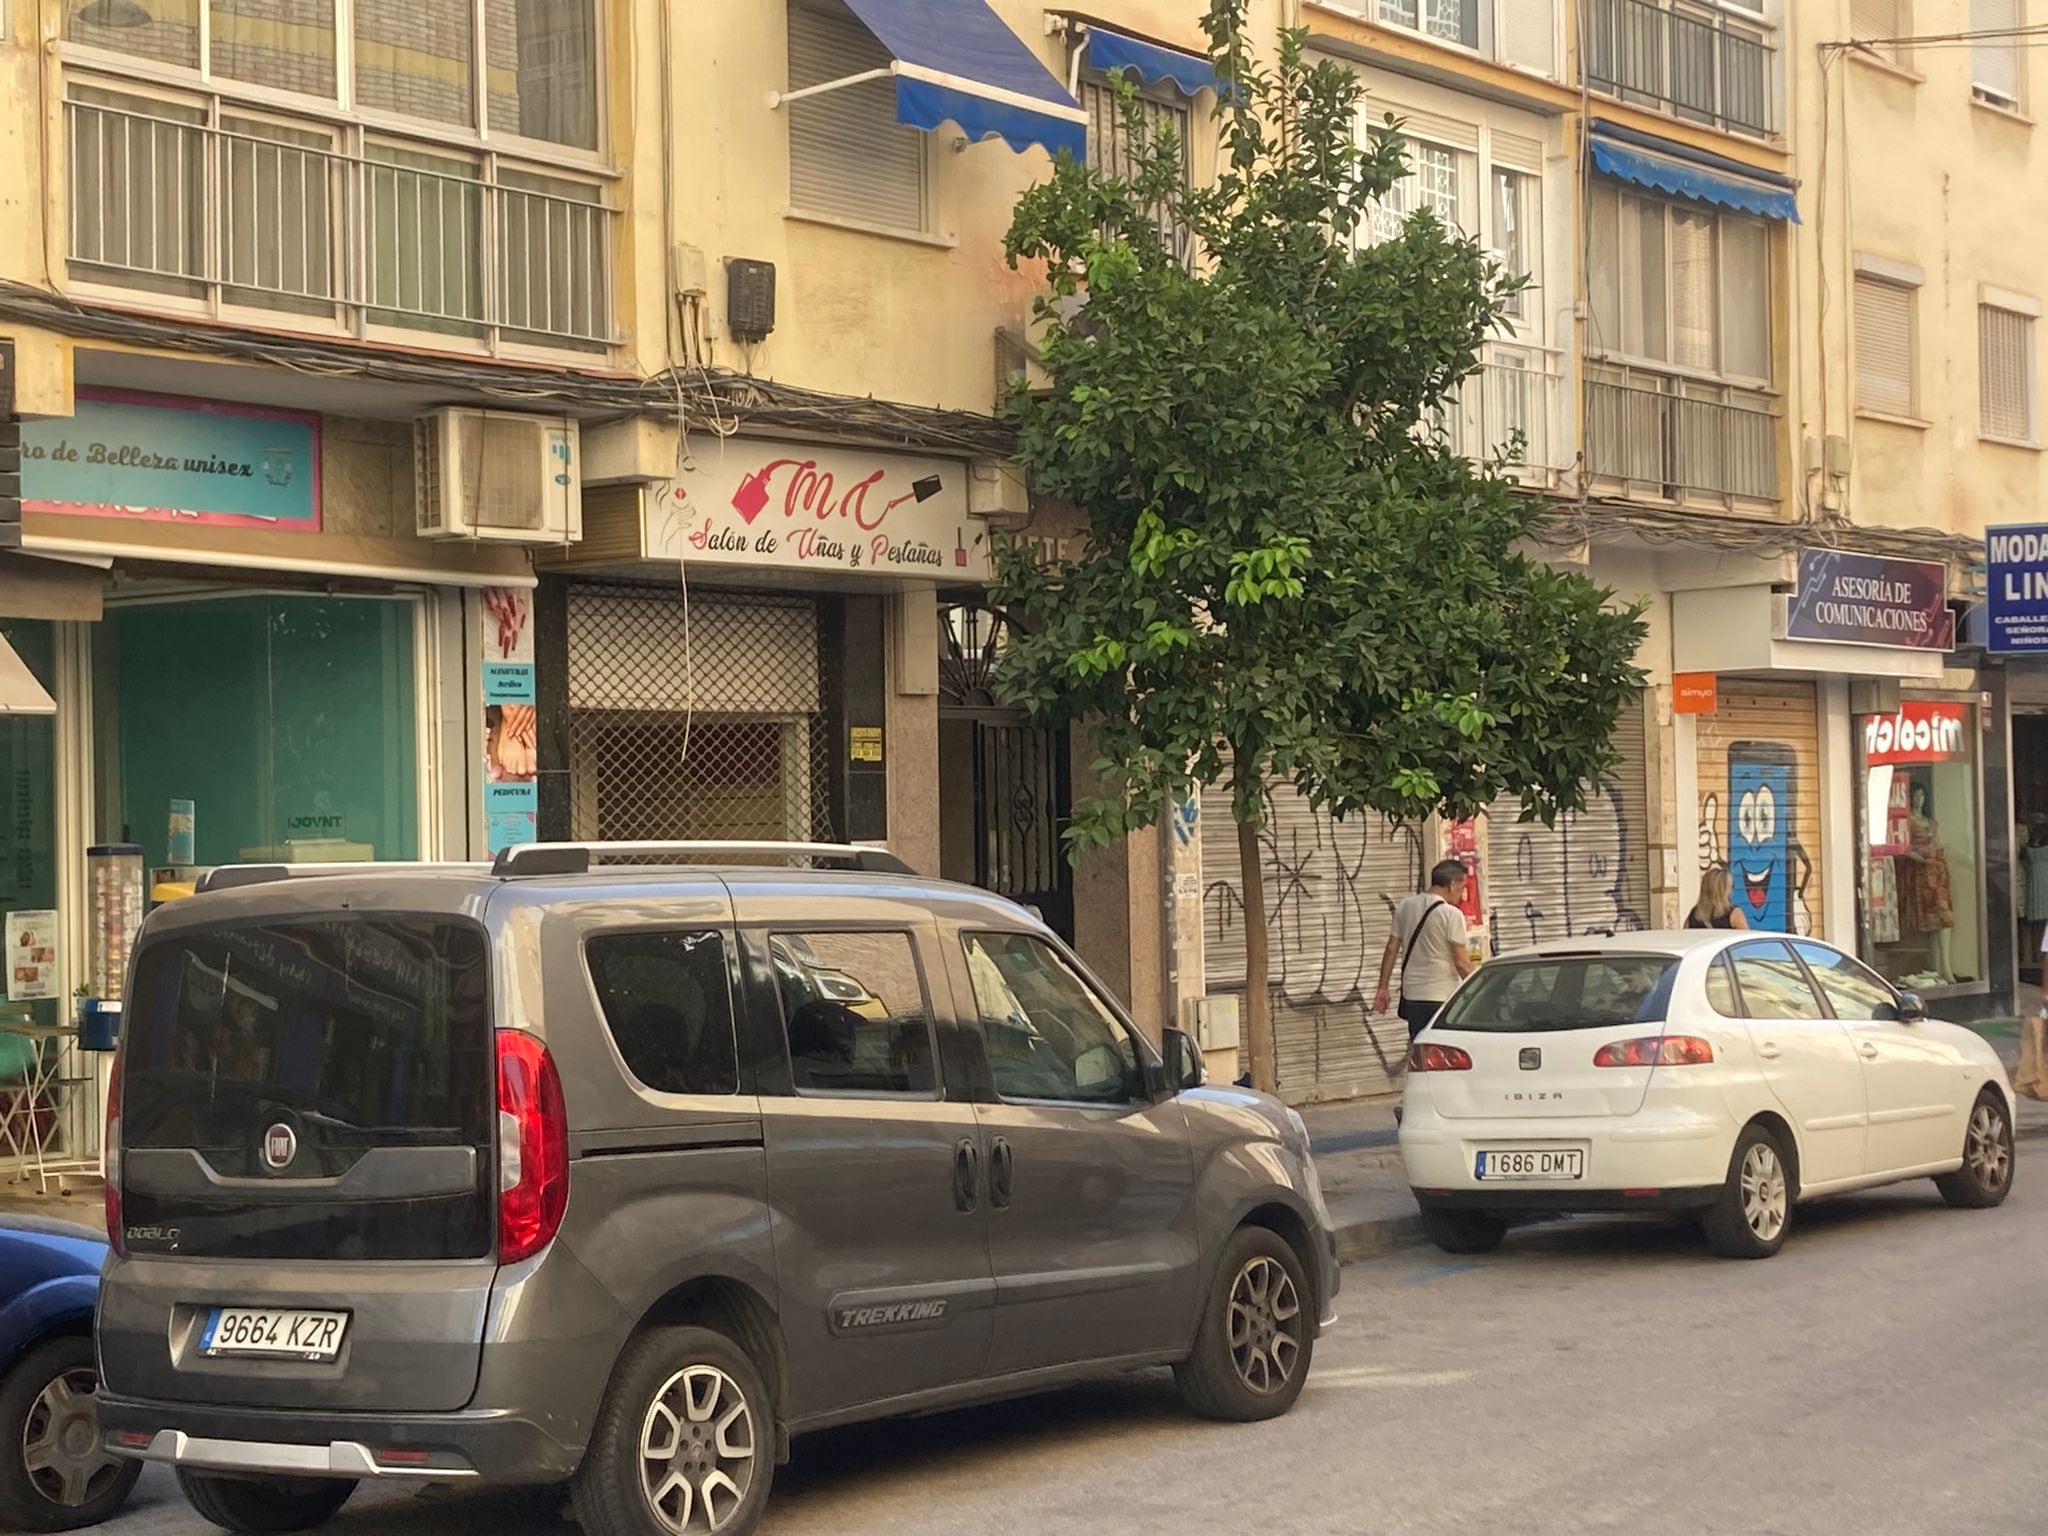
[262,1123,297,1171]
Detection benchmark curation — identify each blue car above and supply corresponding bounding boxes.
[0,1215,139,1530]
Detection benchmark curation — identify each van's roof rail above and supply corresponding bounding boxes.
[196,861,491,894]
[490,841,916,879]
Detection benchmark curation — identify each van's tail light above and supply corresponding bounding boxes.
[495,1031,568,1265]
[1593,1036,1715,1068]
[104,1045,123,1255]
[1407,1042,1473,1072]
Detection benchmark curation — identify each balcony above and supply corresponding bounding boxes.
[1441,345,1572,488]
[1585,362,1778,507]
[1585,0,1775,139]
[64,89,614,353]
[1331,0,1559,78]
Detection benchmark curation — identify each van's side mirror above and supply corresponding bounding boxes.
[1162,1027,1205,1093]
[1897,991,1927,1024]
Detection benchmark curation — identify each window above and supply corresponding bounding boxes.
[1792,943,1899,1022]
[1972,0,2022,108]
[1850,0,1905,64]
[773,932,934,1095]
[1489,165,1541,324]
[1378,0,1477,47]
[1433,956,1677,1032]
[1729,941,1828,1019]
[1706,953,1739,1015]
[1587,184,1770,382]
[67,0,598,150]
[786,0,925,231]
[962,932,1143,1104]
[1082,76,1192,263]
[1584,0,1773,136]
[586,931,740,1095]
[1370,137,1474,245]
[1980,302,2036,443]
[1855,271,1918,417]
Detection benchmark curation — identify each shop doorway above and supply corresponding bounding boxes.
[937,599,1074,942]
[2013,711,2048,988]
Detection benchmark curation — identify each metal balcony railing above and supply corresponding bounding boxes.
[65,95,614,348]
[1585,0,1775,138]
[1438,346,1572,486]
[1585,362,1778,505]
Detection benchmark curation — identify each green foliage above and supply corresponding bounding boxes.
[995,0,1646,855]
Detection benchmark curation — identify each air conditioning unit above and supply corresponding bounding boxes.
[415,408,581,544]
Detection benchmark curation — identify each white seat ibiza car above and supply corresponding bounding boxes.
[1398,932,2016,1259]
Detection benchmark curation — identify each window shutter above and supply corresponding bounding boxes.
[786,2,924,230]
[1671,210,1717,371]
[1849,0,1898,42]
[1497,0,1555,75]
[1855,275,1915,416]
[1720,217,1770,381]
[1980,304,2035,441]
[1972,0,2021,104]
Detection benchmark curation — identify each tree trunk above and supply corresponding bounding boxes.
[1237,816,1278,1095]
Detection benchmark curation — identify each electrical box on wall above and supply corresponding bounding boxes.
[415,408,581,544]
[727,259,776,342]
[1191,994,1241,1054]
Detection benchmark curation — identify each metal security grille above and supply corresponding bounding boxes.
[565,582,835,844]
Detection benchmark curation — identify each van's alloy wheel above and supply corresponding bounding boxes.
[1226,1255,1301,1396]
[1174,1225,1315,1422]
[639,1365,756,1534]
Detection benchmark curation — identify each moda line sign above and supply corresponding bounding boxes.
[1986,523,2048,653]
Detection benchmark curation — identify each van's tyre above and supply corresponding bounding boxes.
[1936,1089,2015,1209]
[1174,1226,1314,1423]
[1704,1123,1793,1259]
[175,1470,354,1533]
[574,1325,775,1536]
[0,1333,141,1532]
[1419,1206,1508,1255]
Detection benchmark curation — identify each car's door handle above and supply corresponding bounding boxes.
[953,1138,981,1213]
[989,1137,1014,1211]
[1757,1042,1782,1060]
[1859,1042,1881,1059]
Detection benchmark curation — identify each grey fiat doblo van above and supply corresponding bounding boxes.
[95,843,1338,1536]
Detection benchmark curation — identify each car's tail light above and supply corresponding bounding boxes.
[1593,1035,1715,1068]
[495,1031,568,1265]
[1407,1041,1473,1072]
[104,1045,123,1256]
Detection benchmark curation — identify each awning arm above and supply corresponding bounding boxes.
[767,67,895,110]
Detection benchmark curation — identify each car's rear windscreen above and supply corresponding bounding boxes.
[1433,955,1678,1033]
[121,915,494,1261]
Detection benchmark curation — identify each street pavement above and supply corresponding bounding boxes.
[95,1143,2048,1536]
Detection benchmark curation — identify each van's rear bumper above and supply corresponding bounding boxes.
[97,1394,583,1483]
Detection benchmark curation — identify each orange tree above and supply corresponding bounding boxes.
[994,0,1645,1090]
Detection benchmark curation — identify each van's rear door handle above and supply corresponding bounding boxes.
[1756,1042,1782,1060]
[953,1138,980,1213]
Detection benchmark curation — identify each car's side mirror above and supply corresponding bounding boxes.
[1897,991,1927,1024]
[1161,1027,1205,1093]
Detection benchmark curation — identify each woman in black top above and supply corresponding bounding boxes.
[1686,865,1750,930]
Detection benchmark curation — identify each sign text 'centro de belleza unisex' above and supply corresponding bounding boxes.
[643,440,992,581]
[1783,547,1954,651]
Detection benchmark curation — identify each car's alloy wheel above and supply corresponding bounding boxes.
[20,1364,123,1512]
[1965,1100,2012,1194]
[1226,1254,1301,1397]
[637,1365,756,1535]
[1740,1140,1788,1245]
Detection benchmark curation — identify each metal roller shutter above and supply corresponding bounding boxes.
[787,0,926,230]
[1694,679,1825,937]
[1200,771,1425,1105]
[1486,691,1653,951]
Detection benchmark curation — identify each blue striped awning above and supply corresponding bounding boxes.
[1589,126,1800,223]
[839,0,1087,159]
[1085,24,1218,97]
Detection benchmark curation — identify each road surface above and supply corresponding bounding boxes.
[99,1153,2048,1535]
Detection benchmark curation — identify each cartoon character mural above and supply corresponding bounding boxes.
[1695,696,1821,936]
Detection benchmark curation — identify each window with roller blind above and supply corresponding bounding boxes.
[786,0,927,232]
[1586,183,1770,383]
[1980,302,2037,444]
[1854,270,1918,418]
[1972,0,2023,108]
[1850,0,1906,65]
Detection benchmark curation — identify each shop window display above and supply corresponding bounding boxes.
[1858,702,1982,991]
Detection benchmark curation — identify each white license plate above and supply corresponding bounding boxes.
[200,1308,349,1361]
[1475,1148,1584,1181]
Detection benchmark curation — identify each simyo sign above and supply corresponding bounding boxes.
[1985,523,2048,653]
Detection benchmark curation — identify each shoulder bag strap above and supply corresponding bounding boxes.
[1401,897,1449,981]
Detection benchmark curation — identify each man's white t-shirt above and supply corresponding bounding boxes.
[1391,892,1467,1003]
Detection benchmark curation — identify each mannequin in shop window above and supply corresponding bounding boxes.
[1899,779,1957,983]
[2024,821,2048,969]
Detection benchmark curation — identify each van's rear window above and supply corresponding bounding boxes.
[1434,956,1678,1033]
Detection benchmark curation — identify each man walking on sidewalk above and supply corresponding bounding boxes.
[1374,860,1476,1040]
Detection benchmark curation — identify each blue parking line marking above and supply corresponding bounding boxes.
[1400,1261,1480,1286]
